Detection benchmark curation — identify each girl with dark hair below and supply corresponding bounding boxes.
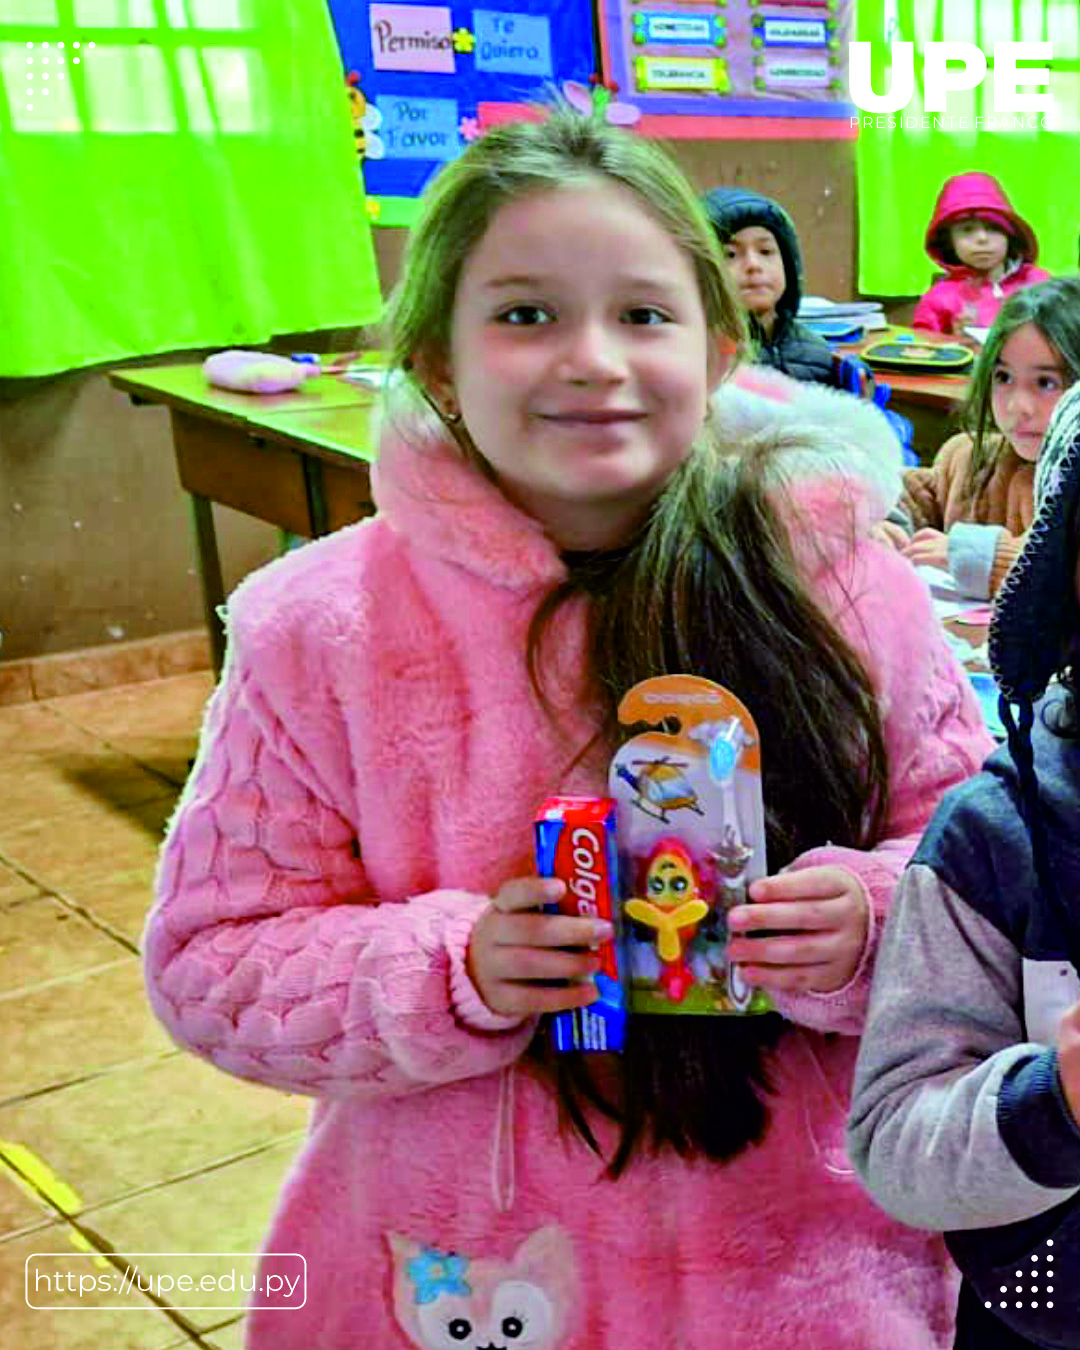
[144,108,989,1349]
[901,276,1080,598]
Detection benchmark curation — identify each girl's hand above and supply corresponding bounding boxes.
[870,520,909,551]
[725,866,870,994]
[1057,1001,1080,1128]
[466,877,614,1018]
[903,527,949,570]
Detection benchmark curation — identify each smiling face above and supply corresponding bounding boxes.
[949,217,1010,277]
[720,226,787,332]
[990,323,1068,462]
[432,180,720,550]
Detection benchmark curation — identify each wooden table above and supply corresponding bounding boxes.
[836,327,972,462]
[109,363,380,677]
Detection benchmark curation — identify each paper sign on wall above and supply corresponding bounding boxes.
[473,10,552,76]
[328,0,597,208]
[632,13,725,47]
[765,58,831,89]
[762,18,828,49]
[369,4,456,74]
[598,0,856,127]
[381,96,461,158]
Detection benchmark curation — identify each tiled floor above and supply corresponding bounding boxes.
[0,673,310,1350]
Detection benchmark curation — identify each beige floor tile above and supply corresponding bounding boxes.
[0,701,163,770]
[0,796,175,895]
[156,632,212,680]
[0,1154,57,1242]
[0,1222,184,1350]
[0,702,80,754]
[199,1318,246,1349]
[0,748,176,824]
[30,644,162,702]
[0,961,174,1102]
[0,704,168,829]
[0,671,295,1350]
[0,861,42,906]
[75,1139,301,1331]
[68,871,162,949]
[49,674,214,785]
[0,1055,308,1215]
[161,1318,245,1350]
[0,897,133,995]
[0,659,34,708]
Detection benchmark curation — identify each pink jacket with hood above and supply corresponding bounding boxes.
[145,371,991,1350]
[913,172,1050,334]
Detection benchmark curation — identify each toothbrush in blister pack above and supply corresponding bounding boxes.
[610,675,772,1017]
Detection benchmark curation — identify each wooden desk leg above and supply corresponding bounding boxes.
[301,455,330,537]
[188,492,227,679]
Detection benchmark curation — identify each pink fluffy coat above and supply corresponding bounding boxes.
[145,379,991,1349]
[912,260,1051,335]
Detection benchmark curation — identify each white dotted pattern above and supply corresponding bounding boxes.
[984,1239,1055,1312]
[22,36,91,109]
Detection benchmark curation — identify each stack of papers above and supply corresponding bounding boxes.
[799,297,889,331]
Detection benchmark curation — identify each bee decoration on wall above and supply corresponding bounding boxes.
[346,70,385,161]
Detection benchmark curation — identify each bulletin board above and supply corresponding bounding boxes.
[596,0,858,138]
[327,1,598,222]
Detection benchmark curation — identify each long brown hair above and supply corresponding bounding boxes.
[383,106,890,1174]
[529,430,889,1174]
[961,277,1080,511]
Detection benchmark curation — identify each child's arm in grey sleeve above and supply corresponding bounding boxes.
[847,863,1080,1230]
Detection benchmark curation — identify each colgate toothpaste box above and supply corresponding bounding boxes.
[534,796,628,1053]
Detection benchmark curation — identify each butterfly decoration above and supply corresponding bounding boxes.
[562,77,641,126]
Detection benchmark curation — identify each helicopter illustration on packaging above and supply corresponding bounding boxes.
[615,756,704,823]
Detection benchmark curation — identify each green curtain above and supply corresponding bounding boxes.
[855,0,1080,296]
[0,0,381,376]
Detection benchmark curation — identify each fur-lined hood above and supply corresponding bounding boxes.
[372,366,902,586]
[712,365,903,539]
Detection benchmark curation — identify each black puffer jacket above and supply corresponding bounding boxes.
[702,186,837,387]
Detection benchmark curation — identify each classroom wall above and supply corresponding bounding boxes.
[0,135,905,671]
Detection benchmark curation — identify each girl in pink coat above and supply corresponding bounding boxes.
[144,109,991,1349]
[913,172,1050,335]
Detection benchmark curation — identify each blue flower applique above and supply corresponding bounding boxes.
[406,1247,471,1305]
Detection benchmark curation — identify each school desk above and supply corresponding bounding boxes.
[109,363,379,678]
[836,327,972,461]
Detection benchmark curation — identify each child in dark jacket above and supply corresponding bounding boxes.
[913,172,1050,335]
[849,380,1080,1349]
[702,187,838,387]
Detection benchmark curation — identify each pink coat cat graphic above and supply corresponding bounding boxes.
[388,1226,578,1349]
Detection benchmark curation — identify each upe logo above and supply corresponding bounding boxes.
[849,42,1053,113]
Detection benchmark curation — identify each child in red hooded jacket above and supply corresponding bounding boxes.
[913,173,1050,336]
